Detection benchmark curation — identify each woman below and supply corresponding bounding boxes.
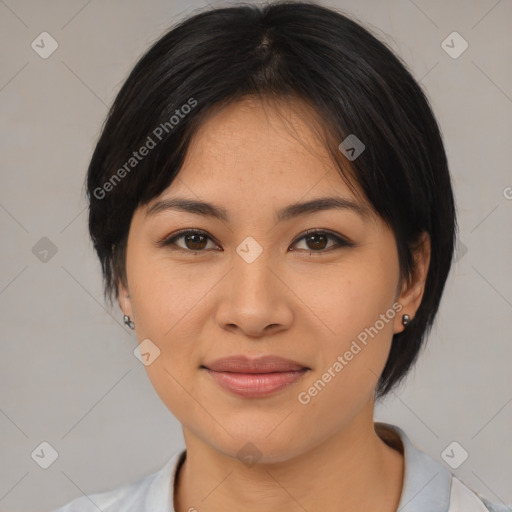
[53,2,510,511]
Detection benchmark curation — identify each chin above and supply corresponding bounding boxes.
[202,420,313,466]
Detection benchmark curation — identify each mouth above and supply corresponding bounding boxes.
[200,355,310,398]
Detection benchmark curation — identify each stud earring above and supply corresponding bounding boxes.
[123,315,135,330]
[402,314,411,326]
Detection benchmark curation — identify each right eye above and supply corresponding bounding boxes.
[157,229,220,253]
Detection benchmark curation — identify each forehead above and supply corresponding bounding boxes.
[167,96,365,204]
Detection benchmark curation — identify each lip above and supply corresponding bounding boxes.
[203,355,309,373]
[201,355,310,398]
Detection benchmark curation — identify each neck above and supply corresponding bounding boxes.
[174,414,404,512]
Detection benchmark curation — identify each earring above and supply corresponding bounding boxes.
[402,314,411,326]
[123,315,135,330]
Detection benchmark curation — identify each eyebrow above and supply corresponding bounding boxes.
[145,195,372,223]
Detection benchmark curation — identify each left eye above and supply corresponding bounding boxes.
[292,230,350,252]
[158,229,351,254]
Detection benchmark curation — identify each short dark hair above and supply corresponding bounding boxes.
[86,0,457,399]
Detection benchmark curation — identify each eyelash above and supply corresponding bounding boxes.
[156,228,354,255]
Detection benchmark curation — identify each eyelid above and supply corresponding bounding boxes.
[156,227,355,254]
[155,228,219,250]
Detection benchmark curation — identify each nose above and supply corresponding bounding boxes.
[214,248,294,339]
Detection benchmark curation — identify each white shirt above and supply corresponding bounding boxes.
[52,422,511,512]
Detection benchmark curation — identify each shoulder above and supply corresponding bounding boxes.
[449,475,512,512]
[375,422,511,512]
[50,468,160,512]
[50,449,186,512]
[50,449,185,512]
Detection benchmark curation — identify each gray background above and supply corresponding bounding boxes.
[0,0,511,511]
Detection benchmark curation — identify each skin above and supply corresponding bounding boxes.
[118,96,431,512]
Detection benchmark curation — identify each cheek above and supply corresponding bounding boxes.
[294,249,399,344]
[295,248,400,397]
[126,256,208,420]
[124,250,211,408]
[127,246,207,338]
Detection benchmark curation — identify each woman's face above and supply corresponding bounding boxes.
[119,97,424,462]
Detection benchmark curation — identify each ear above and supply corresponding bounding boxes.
[117,279,133,318]
[394,231,431,334]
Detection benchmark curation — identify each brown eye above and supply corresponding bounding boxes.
[181,232,208,251]
[305,233,329,250]
[291,230,352,253]
[158,229,219,253]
